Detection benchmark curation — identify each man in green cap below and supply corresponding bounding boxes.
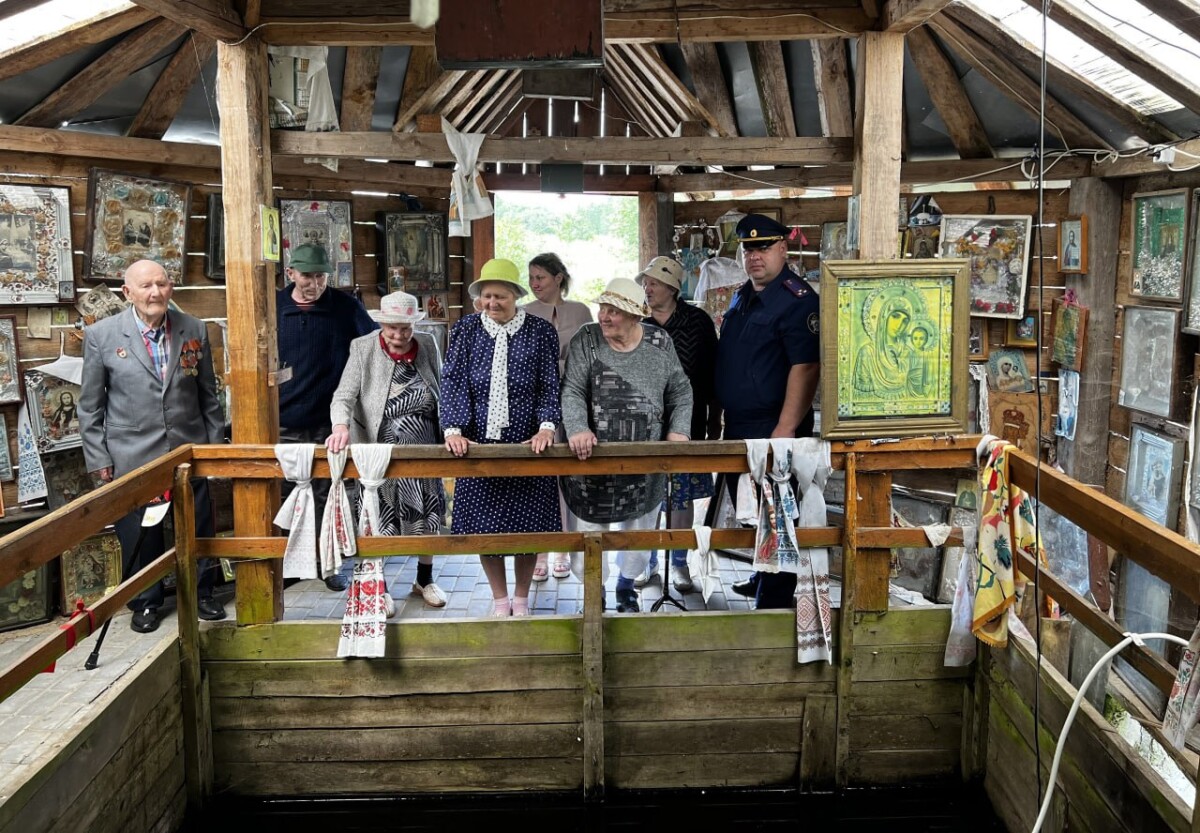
[277,242,377,590]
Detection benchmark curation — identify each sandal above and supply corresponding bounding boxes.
[551,556,571,580]
[531,561,549,582]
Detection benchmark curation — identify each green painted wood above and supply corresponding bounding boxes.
[848,713,963,751]
[604,609,837,652]
[852,608,952,646]
[851,645,971,683]
[849,680,965,716]
[606,648,838,688]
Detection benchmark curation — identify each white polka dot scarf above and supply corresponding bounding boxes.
[480,308,526,440]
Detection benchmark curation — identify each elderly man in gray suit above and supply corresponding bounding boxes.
[79,259,227,633]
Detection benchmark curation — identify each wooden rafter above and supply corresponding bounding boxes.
[339,46,382,132]
[128,32,217,140]
[16,19,188,129]
[489,92,533,136]
[447,70,512,130]
[748,41,797,137]
[0,0,50,23]
[130,0,246,42]
[680,41,738,136]
[602,55,674,136]
[943,5,1178,146]
[392,46,448,131]
[438,71,493,125]
[393,69,465,132]
[926,14,1110,150]
[880,0,953,32]
[614,45,690,126]
[0,5,156,83]
[810,39,854,138]
[1022,0,1200,115]
[1135,0,1200,44]
[626,43,729,137]
[906,26,992,158]
[466,71,523,134]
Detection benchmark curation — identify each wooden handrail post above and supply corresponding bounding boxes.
[174,464,213,811]
[835,452,858,787]
[581,532,605,801]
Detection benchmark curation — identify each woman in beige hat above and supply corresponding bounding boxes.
[522,252,593,582]
[327,291,448,609]
[560,277,693,613]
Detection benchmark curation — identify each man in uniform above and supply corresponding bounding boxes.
[277,242,376,590]
[715,214,821,609]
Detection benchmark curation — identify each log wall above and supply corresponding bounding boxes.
[0,639,185,833]
[200,607,968,795]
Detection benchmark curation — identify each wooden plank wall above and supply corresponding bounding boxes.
[200,608,968,795]
[0,150,460,511]
[984,637,1190,833]
[0,639,185,833]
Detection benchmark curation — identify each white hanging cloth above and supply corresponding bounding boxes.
[687,524,721,603]
[338,444,393,659]
[944,526,979,667]
[788,438,833,665]
[442,117,493,237]
[319,448,356,577]
[273,443,318,580]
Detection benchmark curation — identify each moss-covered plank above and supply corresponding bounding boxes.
[606,647,837,688]
[606,682,831,722]
[849,679,965,716]
[605,609,837,653]
[200,617,582,661]
[205,655,582,697]
[848,713,963,751]
[851,645,972,682]
[852,607,953,646]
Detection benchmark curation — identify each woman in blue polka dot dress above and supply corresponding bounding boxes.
[441,259,562,617]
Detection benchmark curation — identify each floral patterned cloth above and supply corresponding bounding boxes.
[337,444,392,659]
[973,436,1045,648]
[319,448,356,576]
[1164,619,1200,749]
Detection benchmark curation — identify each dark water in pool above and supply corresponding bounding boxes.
[204,785,1008,832]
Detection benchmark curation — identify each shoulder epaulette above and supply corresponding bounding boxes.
[783,276,811,298]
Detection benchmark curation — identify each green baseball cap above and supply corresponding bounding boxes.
[288,243,333,273]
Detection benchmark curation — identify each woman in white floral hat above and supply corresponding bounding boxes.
[328,290,448,609]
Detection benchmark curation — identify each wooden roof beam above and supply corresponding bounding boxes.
[16,19,188,129]
[339,46,383,132]
[447,69,514,130]
[393,69,466,132]
[128,32,217,140]
[614,45,692,126]
[465,71,523,134]
[272,131,854,166]
[943,5,1177,146]
[1021,0,1200,116]
[0,5,156,83]
[0,0,51,23]
[626,43,730,137]
[130,0,246,42]
[602,55,675,136]
[880,0,952,32]
[435,70,493,126]
[680,41,738,136]
[926,14,1111,150]
[810,38,854,138]
[749,41,798,137]
[906,26,992,158]
[1135,0,1200,45]
[393,45,438,131]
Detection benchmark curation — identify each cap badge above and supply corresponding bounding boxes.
[750,229,759,238]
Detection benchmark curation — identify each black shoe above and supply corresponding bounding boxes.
[131,608,160,633]
[197,596,227,621]
[731,575,760,598]
[324,574,350,592]
[615,588,641,613]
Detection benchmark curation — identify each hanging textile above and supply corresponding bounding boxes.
[338,444,393,659]
[16,401,46,503]
[789,438,833,665]
[442,117,492,237]
[944,526,979,667]
[973,435,1046,648]
[1164,618,1200,749]
[687,524,721,603]
[274,443,317,579]
[319,447,356,578]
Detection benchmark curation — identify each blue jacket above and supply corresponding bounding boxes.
[277,286,377,430]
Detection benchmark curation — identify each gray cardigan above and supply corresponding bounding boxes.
[329,331,441,444]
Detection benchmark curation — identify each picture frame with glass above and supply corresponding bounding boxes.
[59,531,122,616]
[1131,188,1188,302]
[1058,215,1087,274]
[819,258,970,439]
[968,317,989,361]
[1005,313,1039,348]
[1051,298,1088,371]
[1118,305,1178,417]
[24,370,82,453]
[1125,423,1185,529]
[0,184,75,303]
[205,193,225,280]
[0,316,22,405]
[279,199,354,288]
[938,214,1032,319]
[85,169,190,285]
[377,211,448,293]
[0,413,12,482]
[1183,189,1200,334]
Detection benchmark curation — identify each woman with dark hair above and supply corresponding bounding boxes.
[523,252,593,582]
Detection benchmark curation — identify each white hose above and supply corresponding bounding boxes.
[1031,631,1188,833]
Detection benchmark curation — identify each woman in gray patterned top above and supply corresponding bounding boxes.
[561,277,693,613]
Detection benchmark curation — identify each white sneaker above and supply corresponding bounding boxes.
[633,563,660,588]
[413,581,448,608]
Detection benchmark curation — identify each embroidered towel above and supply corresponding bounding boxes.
[274,443,317,580]
[319,448,356,577]
[1164,618,1200,749]
[338,444,393,659]
[687,524,721,603]
[790,438,833,665]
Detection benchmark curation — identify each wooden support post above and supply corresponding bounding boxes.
[637,191,673,267]
[470,212,495,294]
[218,36,281,624]
[851,31,904,259]
[581,532,605,801]
[174,464,212,811]
[855,470,894,612]
[835,452,859,787]
[1056,177,1121,485]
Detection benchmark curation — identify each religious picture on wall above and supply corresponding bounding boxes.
[819,259,969,439]
[0,185,74,303]
[1051,298,1088,371]
[59,532,122,616]
[1131,189,1187,302]
[1058,215,1087,274]
[1118,305,1178,418]
[261,205,280,262]
[75,284,127,324]
[939,215,1032,318]
[42,448,100,510]
[985,348,1034,394]
[377,211,448,293]
[1183,190,1200,334]
[24,370,81,453]
[0,413,11,482]
[968,317,988,361]
[1190,392,1200,511]
[0,564,53,632]
[989,390,1055,454]
[205,193,225,279]
[85,169,190,284]
[421,292,449,321]
[280,199,353,288]
[1054,369,1079,441]
[0,316,21,405]
[820,222,850,261]
[1125,424,1185,528]
[1005,313,1039,348]
[906,224,939,260]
